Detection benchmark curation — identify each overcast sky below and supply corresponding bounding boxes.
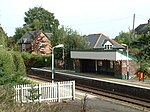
[0,0,149,38]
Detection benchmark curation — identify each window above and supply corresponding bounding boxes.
[103,40,113,50]
[22,44,26,51]
[98,61,102,66]
[39,43,46,49]
[110,61,114,69]
[105,45,113,50]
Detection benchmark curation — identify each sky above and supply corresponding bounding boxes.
[0,0,150,38]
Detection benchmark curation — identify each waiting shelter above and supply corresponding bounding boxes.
[70,33,138,79]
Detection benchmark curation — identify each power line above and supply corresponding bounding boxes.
[66,16,131,26]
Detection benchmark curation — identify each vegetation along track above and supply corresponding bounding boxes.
[27,70,150,111]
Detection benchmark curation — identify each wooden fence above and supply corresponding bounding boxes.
[14,81,75,103]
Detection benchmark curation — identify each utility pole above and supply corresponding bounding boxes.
[132,14,135,39]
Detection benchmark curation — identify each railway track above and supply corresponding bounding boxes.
[27,74,150,111]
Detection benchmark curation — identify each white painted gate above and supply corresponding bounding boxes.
[14,81,75,103]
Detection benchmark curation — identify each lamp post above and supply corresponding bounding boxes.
[51,44,64,83]
[122,44,129,80]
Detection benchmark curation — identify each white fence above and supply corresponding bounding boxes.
[14,81,75,103]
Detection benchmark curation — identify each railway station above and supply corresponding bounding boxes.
[70,33,139,79]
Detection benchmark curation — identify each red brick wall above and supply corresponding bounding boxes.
[31,32,52,55]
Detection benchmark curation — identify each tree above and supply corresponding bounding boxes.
[54,27,89,69]
[114,31,132,45]
[13,6,59,42]
[115,30,150,76]
[13,26,31,42]
[24,7,59,33]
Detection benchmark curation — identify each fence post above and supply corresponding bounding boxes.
[72,81,75,100]
[57,82,60,102]
[21,85,23,103]
[39,84,42,102]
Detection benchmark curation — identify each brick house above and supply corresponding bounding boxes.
[71,33,138,79]
[18,30,52,55]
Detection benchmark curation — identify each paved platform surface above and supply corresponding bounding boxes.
[57,70,150,88]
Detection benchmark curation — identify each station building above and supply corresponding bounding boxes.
[71,33,138,79]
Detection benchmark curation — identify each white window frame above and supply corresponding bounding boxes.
[104,41,113,50]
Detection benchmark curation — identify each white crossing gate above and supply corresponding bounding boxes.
[14,81,75,103]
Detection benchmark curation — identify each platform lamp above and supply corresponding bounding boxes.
[51,44,64,83]
[122,44,129,80]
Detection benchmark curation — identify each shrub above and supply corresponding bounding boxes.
[0,48,26,85]
[0,48,15,76]
[10,51,26,77]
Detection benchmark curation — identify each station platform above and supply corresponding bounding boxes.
[57,70,150,88]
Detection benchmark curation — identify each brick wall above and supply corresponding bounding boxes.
[31,32,52,55]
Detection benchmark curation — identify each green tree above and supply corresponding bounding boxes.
[24,6,59,33]
[115,30,150,76]
[54,27,88,69]
[13,6,59,42]
[114,31,132,45]
[13,26,31,42]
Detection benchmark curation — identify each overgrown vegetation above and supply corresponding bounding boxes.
[0,85,63,112]
[114,30,150,76]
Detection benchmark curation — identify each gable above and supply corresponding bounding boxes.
[103,40,113,46]
[18,30,50,44]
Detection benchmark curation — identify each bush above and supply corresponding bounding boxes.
[0,84,62,112]
[0,48,26,85]
[21,52,51,68]
[0,48,14,77]
[10,51,26,76]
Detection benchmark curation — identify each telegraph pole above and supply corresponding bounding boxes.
[132,14,135,39]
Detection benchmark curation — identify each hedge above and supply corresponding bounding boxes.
[0,48,26,85]
[21,52,51,68]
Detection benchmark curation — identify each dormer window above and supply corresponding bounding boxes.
[103,40,113,50]
[105,45,113,50]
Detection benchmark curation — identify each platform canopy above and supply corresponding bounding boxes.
[71,50,138,61]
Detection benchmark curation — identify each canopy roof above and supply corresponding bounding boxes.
[71,50,138,61]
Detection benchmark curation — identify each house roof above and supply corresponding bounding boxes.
[86,33,124,49]
[135,23,149,34]
[17,30,51,44]
[135,19,150,34]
